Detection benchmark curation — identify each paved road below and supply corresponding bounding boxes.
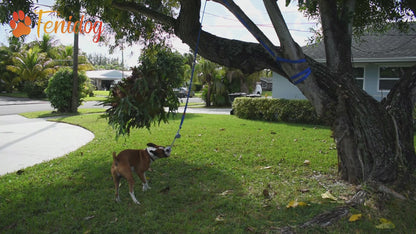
[0,96,103,115]
[0,96,232,116]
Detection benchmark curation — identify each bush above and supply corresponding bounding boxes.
[192,82,203,92]
[45,68,89,112]
[233,97,324,125]
[24,80,48,98]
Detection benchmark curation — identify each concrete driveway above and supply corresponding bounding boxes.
[0,115,94,176]
[0,96,95,176]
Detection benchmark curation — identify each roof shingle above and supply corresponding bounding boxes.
[302,24,416,62]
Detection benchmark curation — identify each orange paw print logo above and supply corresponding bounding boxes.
[9,10,32,38]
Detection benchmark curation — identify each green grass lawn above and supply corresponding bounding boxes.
[20,108,106,119]
[1,113,415,233]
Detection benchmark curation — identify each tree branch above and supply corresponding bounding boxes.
[210,0,335,115]
[111,1,176,27]
[176,0,284,74]
[318,0,355,74]
[263,0,300,59]
[211,0,281,63]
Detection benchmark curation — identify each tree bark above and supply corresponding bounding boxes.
[71,26,79,113]
[383,66,416,179]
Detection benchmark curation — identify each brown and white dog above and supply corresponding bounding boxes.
[111,143,171,204]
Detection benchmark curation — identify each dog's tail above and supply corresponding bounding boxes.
[112,152,118,166]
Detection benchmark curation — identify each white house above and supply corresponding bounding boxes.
[86,70,132,90]
[272,25,416,101]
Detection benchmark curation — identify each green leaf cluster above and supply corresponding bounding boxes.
[298,0,415,37]
[104,44,184,136]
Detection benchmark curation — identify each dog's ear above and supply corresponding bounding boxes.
[147,143,157,148]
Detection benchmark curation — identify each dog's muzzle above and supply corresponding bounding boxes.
[165,147,171,157]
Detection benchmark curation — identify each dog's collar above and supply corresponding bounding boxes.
[146,147,158,162]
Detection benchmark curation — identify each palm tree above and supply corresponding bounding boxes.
[225,68,248,93]
[196,58,218,107]
[33,34,59,59]
[55,45,93,71]
[7,46,54,82]
[0,46,19,92]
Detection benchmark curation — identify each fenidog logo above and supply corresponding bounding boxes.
[9,10,104,43]
[9,10,32,38]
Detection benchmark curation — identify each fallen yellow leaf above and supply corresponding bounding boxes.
[286,201,308,208]
[348,214,362,222]
[321,191,338,201]
[375,218,395,229]
[219,190,233,196]
[215,215,225,222]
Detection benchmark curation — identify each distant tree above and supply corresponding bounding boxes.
[32,34,60,59]
[7,36,24,53]
[87,53,125,70]
[0,46,18,92]
[55,45,93,71]
[7,46,54,83]
[7,46,54,98]
[196,58,218,107]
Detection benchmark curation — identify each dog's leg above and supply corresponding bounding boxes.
[129,191,140,205]
[142,176,151,192]
[125,175,140,205]
[137,171,151,191]
[113,175,121,202]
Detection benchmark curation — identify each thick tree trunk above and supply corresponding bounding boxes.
[332,76,399,183]
[383,66,416,179]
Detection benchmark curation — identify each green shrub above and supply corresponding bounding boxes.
[233,97,324,125]
[45,68,89,112]
[192,82,203,92]
[23,80,48,98]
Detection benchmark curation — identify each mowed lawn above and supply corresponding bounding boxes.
[0,113,415,233]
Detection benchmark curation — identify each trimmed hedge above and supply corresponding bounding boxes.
[232,97,324,125]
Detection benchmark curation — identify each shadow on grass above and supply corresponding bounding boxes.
[0,154,252,233]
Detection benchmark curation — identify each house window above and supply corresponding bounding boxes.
[353,67,364,89]
[379,66,405,91]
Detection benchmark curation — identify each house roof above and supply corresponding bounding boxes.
[303,24,416,63]
[86,70,132,80]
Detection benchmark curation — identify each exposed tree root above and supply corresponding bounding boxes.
[300,206,350,228]
[374,183,407,200]
[277,185,409,233]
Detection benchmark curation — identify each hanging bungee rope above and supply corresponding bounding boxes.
[168,0,209,150]
[168,0,311,151]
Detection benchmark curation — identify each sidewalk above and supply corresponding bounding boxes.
[0,115,94,176]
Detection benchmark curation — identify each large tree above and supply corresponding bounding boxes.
[81,0,415,190]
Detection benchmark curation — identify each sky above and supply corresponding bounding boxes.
[0,0,318,68]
